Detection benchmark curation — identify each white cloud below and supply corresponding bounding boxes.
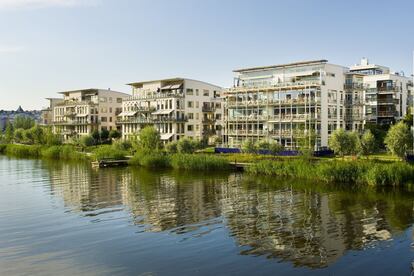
[0,46,24,54]
[0,0,99,10]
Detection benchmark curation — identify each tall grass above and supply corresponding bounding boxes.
[41,145,87,161]
[170,154,230,171]
[92,145,127,161]
[129,150,170,168]
[4,144,42,158]
[246,159,414,187]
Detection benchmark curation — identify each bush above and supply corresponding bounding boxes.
[4,144,42,157]
[170,154,230,171]
[0,144,6,154]
[242,139,256,153]
[329,129,360,157]
[100,129,109,141]
[129,150,170,168]
[165,141,178,154]
[80,135,96,147]
[93,145,127,161]
[177,138,197,154]
[112,140,132,152]
[138,126,162,151]
[109,130,122,140]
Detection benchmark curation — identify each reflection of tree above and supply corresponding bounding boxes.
[42,162,414,269]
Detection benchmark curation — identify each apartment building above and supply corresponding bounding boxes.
[344,73,365,132]
[224,60,347,149]
[349,58,413,126]
[118,78,223,142]
[52,88,129,140]
[41,98,64,126]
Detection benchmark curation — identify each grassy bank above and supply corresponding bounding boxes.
[0,144,88,161]
[246,159,414,187]
[129,150,231,171]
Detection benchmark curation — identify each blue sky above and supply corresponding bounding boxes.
[0,0,413,110]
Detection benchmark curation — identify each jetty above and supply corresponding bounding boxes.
[92,158,129,168]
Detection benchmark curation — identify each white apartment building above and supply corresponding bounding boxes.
[41,98,64,126]
[52,88,129,140]
[349,58,413,126]
[118,78,223,143]
[224,60,347,149]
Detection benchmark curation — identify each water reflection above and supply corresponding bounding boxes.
[43,161,414,269]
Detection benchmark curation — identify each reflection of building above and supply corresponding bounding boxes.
[51,88,129,140]
[43,163,413,269]
[119,78,224,142]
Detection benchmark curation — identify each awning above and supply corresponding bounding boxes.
[170,84,182,89]
[152,109,173,115]
[161,85,173,90]
[160,133,174,140]
[76,114,89,117]
[118,111,137,116]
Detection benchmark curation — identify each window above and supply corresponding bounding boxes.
[196,113,199,120]
[109,117,112,122]
[101,117,107,122]
[186,89,194,95]
[203,90,209,96]
[195,125,199,131]
[109,107,112,113]
[196,101,199,108]
[100,97,107,103]
[187,101,193,108]
[109,97,113,103]
[195,89,199,96]
[116,98,122,103]
[187,125,193,131]
[100,107,108,113]
[188,113,194,119]
[215,114,221,120]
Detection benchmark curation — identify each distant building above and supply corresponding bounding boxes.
[41,98,64,126]
[0,106,41,131]
[51,88,129,140]
[118,78,224,143]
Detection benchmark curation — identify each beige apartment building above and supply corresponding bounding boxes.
[224,60,347,149]
[52,88,129,140]
[118,78,223,143]
[40,98,64,126]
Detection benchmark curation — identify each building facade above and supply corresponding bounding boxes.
[349,58,413,126]
[224,60,347,149]
[118,78,223,143]
[52,88,129,140]
[41,98,64,126]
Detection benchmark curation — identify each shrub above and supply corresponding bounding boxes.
[242,139,256,153]
[329,129,360,157]
[170,154,230,171]
[4,144,42,157]
[93,145,127,161]
[360,130,377,156]
[100,129,109,141]
[165,141,178,154]
[14,128,24,143]
[112,140,132,152]
[109,130,122,140]
[0,144,6,154]
[80,135,96,147]
[177,138,197,154]
[138,126,162,151]
[129,150,170,168]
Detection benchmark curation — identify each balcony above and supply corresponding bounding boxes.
[377,111,397,117]
[52,120,98,125]
[126,92,184,101]
[344,83,365,90]
[202,118,216,124]
[117,116,187,124]
[226,80,323,94]
[227,98,320,107]
[202,106,215,112]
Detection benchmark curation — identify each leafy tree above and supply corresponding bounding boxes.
[23,128,34,144]
[365,123,389,150]
[4,122,14,143]
[13,116,35,130]
[109,130,122,140]
[269,141,284,155]
[177,138,196,154]
[91,129,100,143]
[100,129,109,141]
[14,128,24,143]
[138,126,161,151]
[44,128,62,146]
[329,129,359,157]
[165,141,178,154]
[384,121,412,159]
[29,125,44,144]
[256,140,271,150]
[403,112,413,127]
[80,135,95,147]
[360,130,377,156]
[242,139,256,153]
[297,129,317,157]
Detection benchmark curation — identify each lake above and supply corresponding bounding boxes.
[1,156,414,275]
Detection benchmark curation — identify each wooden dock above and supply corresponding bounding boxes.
[92,159,129,168]
[229,162,252,171]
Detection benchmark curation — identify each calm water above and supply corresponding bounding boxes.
[1,156,414,275]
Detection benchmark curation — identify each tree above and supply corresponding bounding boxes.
[328,129,359,157]
[269,140,284,155]
[165,141,178,154]
[109,130,122,140]
[13,116,35,130]
[14,128,24,143]
[4,122,14,143]
[384,121,412,159]
[256,140,271,150]
[360,130,377,156]
[365,123,389,150]
[297,129,317,157]
[403,112,413,127]
[177,138,196,154]
[91,129,100,144]
[29,125,44,144]
[242,139,256,153]
[138,126,161,151]
[23,128,34,144]
[80,135,95,147]
[44,128,62,146]
[100,129,109,141]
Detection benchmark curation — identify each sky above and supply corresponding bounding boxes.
[0,0,413,110]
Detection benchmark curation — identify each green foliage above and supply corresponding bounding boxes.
[0,144,6,154]
[365,123,388,149]
[165,141,178,154]
[4,144,42,157]
[384,121,412,159]
[109,130,122,140]
[329,129,360,156]
[360,130,377,156]
[14,128,24,143]
[44,128,62,146]
[242,139,256,153]
[13,116,35,130]
[129,149,170,168]
[112,139,132,152]
[177,138,199,154]
[170,154,230,171]
[100,129,109,141]
[91,129,100,142]
[41,145,86,160]
[138,126,162,151]
[80,135,96,147]
[92,145,127,161]
[403,113,413,127]
[4,122,14,143]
